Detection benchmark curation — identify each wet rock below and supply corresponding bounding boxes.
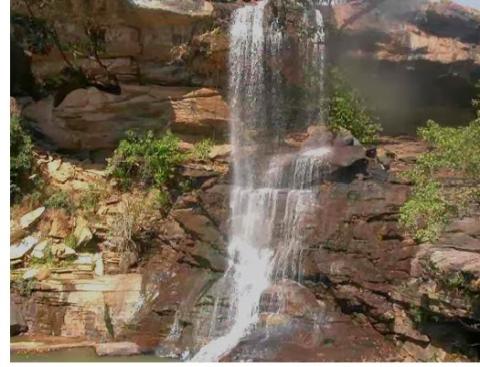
[10,236,39,260]
[329,145,366,168]
[171,208,224,246]
[188,241,227,272]
[95,341,141,357]
[19,207,45,229]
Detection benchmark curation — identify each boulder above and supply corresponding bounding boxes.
[22,268,40,280]
[10,236,39,260]
[74,254,95,266]
[19,207,45,229]
[22,86,228,150]
[48,160,75,183]
[74,217,93,246]
[51,243,77,260]
[209,144,232,160]
[95,341,141,357]
[48,211,72,239]
[170,88,229,136]
[31,240,49,259]
[22,267,50,281]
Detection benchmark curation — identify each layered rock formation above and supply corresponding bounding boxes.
[11,129,480,361]
[11,0,480,148]
[10,0,480,362]
[22,86,229,150]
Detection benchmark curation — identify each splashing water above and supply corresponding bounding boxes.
[192,0,327,361]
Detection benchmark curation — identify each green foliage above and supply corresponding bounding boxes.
[45,191,75,213]
[153,190,170,210]
[12,278,37,297]
[108,130,185,190]
[191,138,214,160]
[400,100,480,242]
[327,68,382,145]
[11,12,53,54]
[64,232,78,250]
[79,184,104,212]
[399,180,451,243]
[11,117,34,201]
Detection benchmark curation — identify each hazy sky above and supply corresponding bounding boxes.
[454,0,480,9]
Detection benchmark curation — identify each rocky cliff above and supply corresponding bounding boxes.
[12,0,480,150]
[10,0,480,362]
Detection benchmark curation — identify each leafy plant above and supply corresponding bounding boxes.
[64,232,78,249]
[10,117,34,201]
[191,138,214,160]
[399,180,451,243]
[400,94,480,242]
[326,68,382,145]
[79,184,105,212]
[108,130,185,190]
[45,191,75,213]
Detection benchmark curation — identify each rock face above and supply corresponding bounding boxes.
[9,133,480,361]
[12,275,143,339]
[11,0,220,86]
[22,86,229,150]
[14,0,480,145]
[328,1,480,134]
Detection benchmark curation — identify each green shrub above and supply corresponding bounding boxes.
[64,232,79,249]
[10,116,34,201]
[399,180,451,243]
[45,191,75,213]
[400,103,480,242]
[108,130,185,189]
[79,184,104,212]
[191,138,214,160]
[326,68,382,145]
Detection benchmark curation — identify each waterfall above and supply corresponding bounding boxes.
[192,0,326,361]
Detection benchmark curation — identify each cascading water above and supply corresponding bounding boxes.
[192,0,327,361]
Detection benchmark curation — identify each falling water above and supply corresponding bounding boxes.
[192,0,326,361]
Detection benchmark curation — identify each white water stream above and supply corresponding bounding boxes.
[192,0,326,361]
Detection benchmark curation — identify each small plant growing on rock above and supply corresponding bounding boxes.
[108,130,185,190]
[64,232,79,250]
[79,184,105,213]
[326,68,382,145]
[191,138,214,160]
[45,191,75,213]
[400,98,480,242]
